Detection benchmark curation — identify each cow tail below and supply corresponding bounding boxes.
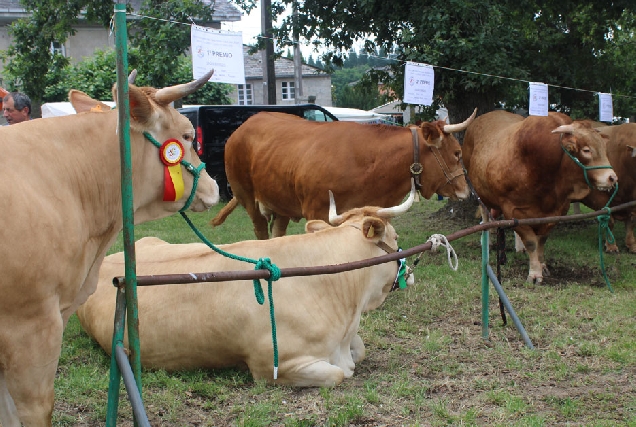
[209,197,239,226]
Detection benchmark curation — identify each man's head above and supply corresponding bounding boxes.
[3,92,31,125]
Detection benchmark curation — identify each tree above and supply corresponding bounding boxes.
[1,0,218,105]
[1,0,112,103]
[43,48,233,105]
[272,0,636,124]
[129,0,215,89]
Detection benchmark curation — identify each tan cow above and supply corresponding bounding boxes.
[0,72,219,427]
[211,110,476,239]
[463,110,617,283]
[77,186,416,387]
[579,123,636,252]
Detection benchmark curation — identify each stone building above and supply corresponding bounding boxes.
[234,46,332,106]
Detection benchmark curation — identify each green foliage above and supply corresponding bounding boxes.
[1,0,113,101]
[39,48,232,105]
[274,0,636,121]
[130,0,214,89]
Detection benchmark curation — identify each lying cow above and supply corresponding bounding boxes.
[578,123,636,252]
[463,110,617,283]
[211,110,476,239]
[0,72,219,426]
[77,186,416,387]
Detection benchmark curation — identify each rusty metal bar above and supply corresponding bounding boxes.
[113,200,636,287]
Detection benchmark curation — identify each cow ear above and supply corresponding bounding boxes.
[561,134,578,153]
[305,220,331,233]
[112,84,154,126]
[69,90,111,114]
[361,217,386,242]
[419,123,443,148]
[627,145,636,158]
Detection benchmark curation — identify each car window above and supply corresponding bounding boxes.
[304,110,334,122]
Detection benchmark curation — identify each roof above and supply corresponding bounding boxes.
[243,46,328,79]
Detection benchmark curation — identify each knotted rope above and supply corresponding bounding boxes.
[180,212,281,378]
[596,183,619,293]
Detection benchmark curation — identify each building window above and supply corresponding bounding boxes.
[237,84,253,105]
[50,41,66,57]
[282,81,295,100]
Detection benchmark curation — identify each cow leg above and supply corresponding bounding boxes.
[515,226,544,283]
[514,232,526,253]
[276,360,346,387]
[2,313,63,427]
[537,234,550,277]
[243,200,271,239]
[270,215,291,238]
[625,216,636,253]
[0,372,21,427]
[604,216,620,253]
[350,334,366,363]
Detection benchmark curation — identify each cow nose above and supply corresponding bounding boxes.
[607,171,618,187]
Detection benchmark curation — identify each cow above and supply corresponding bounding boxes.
[578,123,636,253]
[210,110,476,239]
[77,185,417,387]
[0,71,220,427]
[462,110,617,283]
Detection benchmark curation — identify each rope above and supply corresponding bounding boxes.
[180,212,281,378]
[427,234,458,271]
[595,183,619,293]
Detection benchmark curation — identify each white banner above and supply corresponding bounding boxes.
[191,25,245,84]
[598,93,613,123]
[403,62,434,106]
[528,82,548,116]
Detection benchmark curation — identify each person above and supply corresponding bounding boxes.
[3,91,31,125]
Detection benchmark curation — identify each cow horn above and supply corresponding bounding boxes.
[376,179,416,218]
[328,190,344,224]
[154,69,215,105]
[551,124,575,134]
[443,108,477,134]
[128,69,138,84]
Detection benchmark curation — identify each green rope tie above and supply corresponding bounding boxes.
[180,212,281,378]
[595,183,619,293]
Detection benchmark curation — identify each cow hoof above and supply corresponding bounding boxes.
[542,265,550,277]
[527,275,543,284]
[627,246,636,254]
[604,245,620,254]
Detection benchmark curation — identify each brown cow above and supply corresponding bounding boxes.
[578,123,636,252]
[211,110,476,239]
[78,186,416,387]
[463,110,617,283]
[0,72,219,427]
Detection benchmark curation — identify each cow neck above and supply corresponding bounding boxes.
[142,131,206,212]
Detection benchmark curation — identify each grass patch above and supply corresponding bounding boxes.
[52,198,636,426]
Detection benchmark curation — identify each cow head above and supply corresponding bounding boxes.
[70,70,220,222]
[552,122,618,192]
[417,109,476,200]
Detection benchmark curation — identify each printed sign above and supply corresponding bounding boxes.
[191,25,245,84]
[598,93,613,123]
[403,62,434,106]
[528,82,549,116]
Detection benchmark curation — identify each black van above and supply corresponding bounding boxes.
[178,104,338,201]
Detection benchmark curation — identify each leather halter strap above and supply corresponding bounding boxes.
[409,127,423,191]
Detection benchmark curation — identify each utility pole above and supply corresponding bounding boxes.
[261,0,276,104]
[292,2,303,104]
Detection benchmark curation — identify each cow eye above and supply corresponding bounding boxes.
[183,133,193,142]
[582,147,591,154]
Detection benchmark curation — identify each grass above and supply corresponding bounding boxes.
[53,198,636,426]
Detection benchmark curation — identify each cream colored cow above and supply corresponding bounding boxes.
[77,186,416,387]
[0,72,219,427]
